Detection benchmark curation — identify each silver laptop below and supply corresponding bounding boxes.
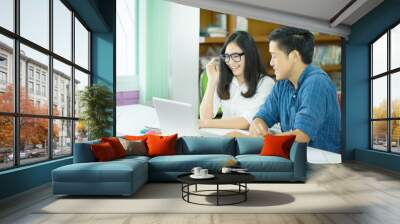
[152,97,200,136]
[152,97,250,137]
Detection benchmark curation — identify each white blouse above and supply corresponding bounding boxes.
[213,75,275,124]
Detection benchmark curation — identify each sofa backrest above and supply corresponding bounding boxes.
[289,142,307,161]
[176,136,236,155]
[235,137,264,155]
[73,136,306,162]
[73,139,100,163]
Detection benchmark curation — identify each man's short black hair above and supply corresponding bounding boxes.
[268,26,315,64]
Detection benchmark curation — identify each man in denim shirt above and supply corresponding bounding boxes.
[249,27,341,152]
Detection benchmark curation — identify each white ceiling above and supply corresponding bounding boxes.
[226,0,353,23]
[168,0,384,38]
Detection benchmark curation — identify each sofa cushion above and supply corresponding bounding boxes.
[118,138,147,156]
[148,154,235,172]
[91,142,118,161]
[236,155,293,172]
[235,137,263,155]
[260,135,296,159]
[124,135,148,142]
[177,136,236,155]
[146,134,178,157]
[101,137,127,158]
[115,155,150,163]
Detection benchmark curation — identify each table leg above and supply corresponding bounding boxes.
[245,183,247,201]
[187,184,190,202]
[181,184,183,199]
[217,184,219,206]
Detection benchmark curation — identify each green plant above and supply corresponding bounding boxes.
[79,84,113,140]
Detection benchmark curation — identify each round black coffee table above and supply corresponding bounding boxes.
[177,173,255,206]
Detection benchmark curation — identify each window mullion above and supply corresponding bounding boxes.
[71,10,76,155]
[388,30,391,153]
[13,0,21,167]
[48,0,54,160]
[370,45,373,149]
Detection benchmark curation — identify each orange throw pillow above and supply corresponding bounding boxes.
[101,137,127,158]
[91,142,117,161]
[260,135,296,159]
[146,134,178,157]
[124,135,148,142]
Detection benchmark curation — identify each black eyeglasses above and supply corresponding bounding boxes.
[220,52,245,63]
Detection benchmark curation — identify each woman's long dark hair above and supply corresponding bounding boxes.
[217,31,265,100]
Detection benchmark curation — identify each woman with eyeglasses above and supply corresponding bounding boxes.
[199,31,275,130]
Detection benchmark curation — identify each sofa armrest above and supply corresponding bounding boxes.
[73,140,100,163]
[289,142,307,182]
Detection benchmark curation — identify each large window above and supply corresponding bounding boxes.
[53,0,72,60]
[0,35,13,112]
[116,0,138,135]
[0,0,91,171]
[20,0,50,49]
[370,23,400,154]
[74,18,89,70]
[0,0,14,32]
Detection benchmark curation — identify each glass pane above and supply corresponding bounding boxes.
[75,120,88,143]
[0,116,14,170]
[74,18,89,70]
[74,69,89,118]
[372,77,387,119]
[0,34,14,113]
[20,44,49,115]
[391,24,400,70]
[391,72,400,118]
[0,0,14,31]
[391,120,400,153]
[53,59,72,117]
[53,119,72,157]
[116,0,138,135]
[20,117,49,165]
[53,0,72,60]
[372,33,387,76]
[372,121,388,151]
[20,0,49,49]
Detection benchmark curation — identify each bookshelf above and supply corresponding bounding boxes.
[199,9,342,92]
[323,64,342,73]
[200,35,342,45]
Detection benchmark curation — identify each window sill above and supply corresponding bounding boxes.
[0,156,72,176]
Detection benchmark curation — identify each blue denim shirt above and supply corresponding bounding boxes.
[255,65,341,152]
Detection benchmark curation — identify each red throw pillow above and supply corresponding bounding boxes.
[146,134,178,157]
[91,142,118,161]
[259,135,296,159]
[101,137,127,158]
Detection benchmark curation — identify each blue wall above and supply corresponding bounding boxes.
[0,158,72,199]
[344,0,400,171]
[91,32,115,135]
[0,0,116,200]
[91,0,116,135]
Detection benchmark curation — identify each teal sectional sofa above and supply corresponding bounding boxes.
[52,136,307,196]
